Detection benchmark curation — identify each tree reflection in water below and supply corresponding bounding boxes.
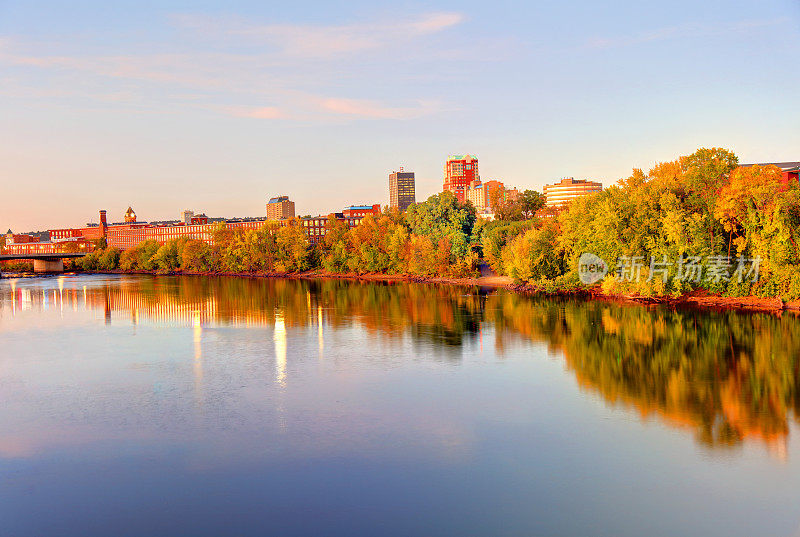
[6,274,799,452]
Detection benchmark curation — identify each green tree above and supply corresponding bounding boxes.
[406,191,477,261]
[519,190,546,219]
[97,247,121,270]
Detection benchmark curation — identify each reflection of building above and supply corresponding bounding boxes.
[444,155,479,203]
[543,177,602,207]
[266,196,296,221]
[389,170,416,212]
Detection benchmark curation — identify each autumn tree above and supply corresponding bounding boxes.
[406,191,476,260]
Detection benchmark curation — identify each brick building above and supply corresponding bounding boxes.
[342,204,381,218]
[444,155,479,203]
[266,196,296,220]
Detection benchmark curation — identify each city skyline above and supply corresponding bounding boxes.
[2,0,799,231]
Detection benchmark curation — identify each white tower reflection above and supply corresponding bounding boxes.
[274,310,287,387]
[193,311,204,405]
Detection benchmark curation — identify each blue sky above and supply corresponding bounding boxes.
[1,0,799,231]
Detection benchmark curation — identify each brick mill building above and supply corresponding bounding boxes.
[342,204,381,218]
[3,200,384,256]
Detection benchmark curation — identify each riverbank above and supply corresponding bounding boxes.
[4,267,798,313]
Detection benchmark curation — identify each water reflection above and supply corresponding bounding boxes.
[1,274,799,452]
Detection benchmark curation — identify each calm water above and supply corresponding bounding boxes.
[2,274,800,537]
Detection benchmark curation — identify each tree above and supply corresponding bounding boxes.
[406,191,477,260]
[153,241,180,270]
[501,221,564,283]
[97,247,121,270]
[715,164,786,256]
[519,190,546,219]
[181,239,213,272]
[275,219,310,272]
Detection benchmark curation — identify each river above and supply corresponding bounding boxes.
[1,274,799,536]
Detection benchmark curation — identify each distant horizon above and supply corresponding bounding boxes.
[2,0,799,231]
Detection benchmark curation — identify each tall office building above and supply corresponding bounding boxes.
[443,155,479,203]
[389,170,416,212]
[266,196,296,220]
[543,177,602,207]
[182,210,194,224]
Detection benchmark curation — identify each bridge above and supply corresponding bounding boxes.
[0,252,87,273]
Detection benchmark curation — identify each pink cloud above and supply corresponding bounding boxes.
[321,97,440,120]
[225,105,287,119]
[173,11,465,58]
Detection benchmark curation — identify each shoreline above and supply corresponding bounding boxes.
[3,268,799,313]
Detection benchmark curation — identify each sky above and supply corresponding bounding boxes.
[1,0,799,231]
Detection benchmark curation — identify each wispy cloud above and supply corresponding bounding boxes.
[320,97,444,120]
[584,18,789,50]
[224,105,287,119]
[172,12,466,58]
[0,11,473,122]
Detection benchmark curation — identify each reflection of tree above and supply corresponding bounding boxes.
[486,293,800,451]
[10,275,800,450]
[79,276,485,350]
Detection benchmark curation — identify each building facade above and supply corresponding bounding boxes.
[465,179,520,214]
[3,200,389,258]
[342,204,381,218]
[465,180,487,210]
[389,170,416,212]
[266,196,296,220]
[543,177,602,207]
[443,155,479,203]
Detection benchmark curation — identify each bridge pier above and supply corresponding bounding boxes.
[33,259,64,273]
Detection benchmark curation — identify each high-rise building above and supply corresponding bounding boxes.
[465,179,520,210]
[266,196,296,220]
[389,170,416,212]
[443,155,479,203]
[465,180,487,210]
[543,177,602,207]
[182,210,194,224]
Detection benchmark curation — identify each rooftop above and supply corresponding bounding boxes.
[740,162,800,172]
[268,196,290,204]
[547,177,601,186]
